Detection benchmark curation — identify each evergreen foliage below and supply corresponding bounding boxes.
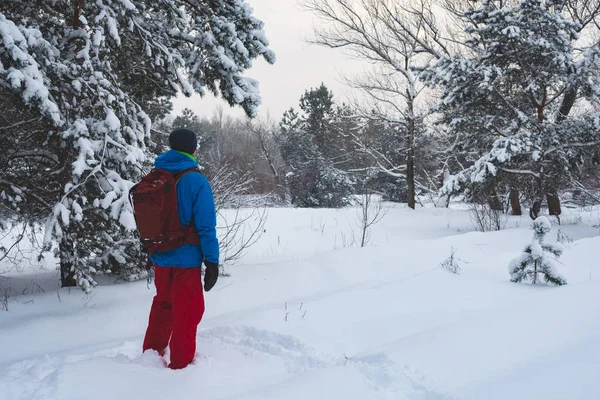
[508,216,567,286]
[277,85,355,208]
[0,0,274,289]
[421,0,600,213]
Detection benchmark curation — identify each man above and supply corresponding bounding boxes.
[142,128,220,370]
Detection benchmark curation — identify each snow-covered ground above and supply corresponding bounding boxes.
[1,204,599,400]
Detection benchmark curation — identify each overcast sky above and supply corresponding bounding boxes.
[171,0,365,121]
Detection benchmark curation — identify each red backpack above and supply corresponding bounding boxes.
[129,168,200,255]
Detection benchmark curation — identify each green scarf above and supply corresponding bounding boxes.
[173,150,197,162]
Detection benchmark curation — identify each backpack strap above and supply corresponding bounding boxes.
[172,167,200,185]
[172,167,202,247]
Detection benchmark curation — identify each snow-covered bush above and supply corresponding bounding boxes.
[508,217,566,286]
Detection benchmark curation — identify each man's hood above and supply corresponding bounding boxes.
[154,150,198,172]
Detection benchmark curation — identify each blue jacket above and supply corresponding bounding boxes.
[148,150,220,268]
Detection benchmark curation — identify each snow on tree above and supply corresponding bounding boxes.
[421,0,600,216]
[0,0,274,290]
[508,216,567,286]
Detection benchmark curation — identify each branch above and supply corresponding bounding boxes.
[0,117,43,131]
[0,179,54,210]
[544,140,600,156]
[0,224,27,265]
[498,167,541,178]
[8,150,60,164]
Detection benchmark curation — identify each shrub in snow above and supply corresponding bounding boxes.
[508,217,566,286]
[468,203,507,232]
[439,247,462,275]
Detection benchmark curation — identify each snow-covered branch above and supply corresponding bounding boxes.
[498,168,541,179]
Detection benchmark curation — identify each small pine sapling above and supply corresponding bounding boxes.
[508,217,566,286]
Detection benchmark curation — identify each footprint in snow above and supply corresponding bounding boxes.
[344,353,463,399]
[198,325,330,371]
[199,325,458,399]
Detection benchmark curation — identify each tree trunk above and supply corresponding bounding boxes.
[547,192,562,216]
[406,129,416,210]
[556,86,578,123]
[547,85,576,213]
[360,186,370,247]
[73,0,85,29]
[487,190,503,211]
[59,234,77,288]
[406,87,416,210]
[529,200,541,220]
[510,189,522,215]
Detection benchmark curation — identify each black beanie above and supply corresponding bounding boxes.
[169,128,197,154]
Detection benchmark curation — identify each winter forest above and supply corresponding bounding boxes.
[1,0,600,399]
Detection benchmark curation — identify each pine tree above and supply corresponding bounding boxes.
[0,0,274,290]
[299,84,336,157]
[277,86,355,208]
[508,216,567,286]
[422,0,600,216]
[278,108,322,207]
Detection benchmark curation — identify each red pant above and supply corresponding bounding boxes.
[142,266,205,369]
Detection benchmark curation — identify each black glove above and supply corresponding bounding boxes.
[203,261,219,292]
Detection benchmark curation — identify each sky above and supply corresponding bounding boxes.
[171,0,366,121]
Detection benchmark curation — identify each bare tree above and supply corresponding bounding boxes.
[246,116,287,201]
[356,184,387,247]
[301,0,448,209]
[348,124,387,247]
[209,162,268,267]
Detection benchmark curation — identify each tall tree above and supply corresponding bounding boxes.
[277,85,355,208]
[0,0,274,289]
[302,0,445,209]
[299,83,336,156]
[247,116,286,199]
[422,0,600,217]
